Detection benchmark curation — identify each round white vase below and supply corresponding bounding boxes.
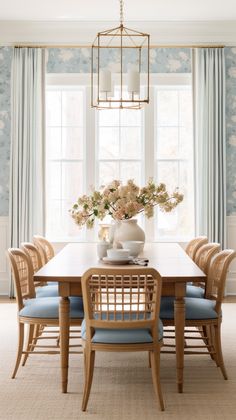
[113,219,145,248]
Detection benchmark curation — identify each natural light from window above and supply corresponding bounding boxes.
[45,75,194,242]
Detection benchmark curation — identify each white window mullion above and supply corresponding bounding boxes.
[144,87,155,242]
[85,86,96,242]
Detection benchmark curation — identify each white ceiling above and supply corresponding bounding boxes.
[0,0,236,21]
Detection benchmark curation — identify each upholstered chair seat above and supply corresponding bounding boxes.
[160,296,218,320]
[20,296,84,319]
[186,285,205,299]
[81,317,163,344]
[35,285,58,298]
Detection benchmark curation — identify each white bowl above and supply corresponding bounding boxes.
[107,248,130,260]
[121,241,144,257]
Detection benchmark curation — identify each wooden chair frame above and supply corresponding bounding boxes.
[185,236,208,261]
[21,242,46,287]
[81,267,164,412]
[33,235,55,265]
[193,242,221,293]
[7,248,82,379]
[162,250,236,380]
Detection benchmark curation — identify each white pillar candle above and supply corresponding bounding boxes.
[127,70,140,94]
[99,70,112,93]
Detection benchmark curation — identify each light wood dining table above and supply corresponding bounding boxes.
[34,242,206,394]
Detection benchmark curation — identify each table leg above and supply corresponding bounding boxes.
[174,283,186,393]
[59,296,70,393]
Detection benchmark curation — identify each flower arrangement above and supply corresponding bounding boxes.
[70,179,183,229]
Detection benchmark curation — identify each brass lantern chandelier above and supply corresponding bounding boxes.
[91,0,150,109]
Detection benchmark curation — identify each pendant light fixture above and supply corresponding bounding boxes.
[91,0,150,109]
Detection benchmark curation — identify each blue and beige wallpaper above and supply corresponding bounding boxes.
[0,46,236,215]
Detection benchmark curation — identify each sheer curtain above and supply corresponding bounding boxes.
[9,48,46,296]
[192,48,226,248]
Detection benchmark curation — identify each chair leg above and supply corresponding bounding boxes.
[214,323,228,380]
[12,322,24,379]
[81,348,95,411]
[207,324,218,364]
[150,349,165,411]
[148,351,151,368]
[22,324,35,366]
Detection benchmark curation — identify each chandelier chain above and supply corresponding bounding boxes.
[120,0,124,25]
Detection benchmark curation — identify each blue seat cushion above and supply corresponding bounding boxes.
[81,316,163,344]
[36,285,58,298]
[20,296,84,319]
[160,297,218,320]
[186,285,205,299]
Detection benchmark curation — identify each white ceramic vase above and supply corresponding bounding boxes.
[112,219,145,248]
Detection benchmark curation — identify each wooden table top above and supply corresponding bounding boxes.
[34,242,206,284]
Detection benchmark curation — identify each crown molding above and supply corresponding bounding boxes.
[0,20,236,46]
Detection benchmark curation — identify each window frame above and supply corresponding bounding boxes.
[46,73,194,243]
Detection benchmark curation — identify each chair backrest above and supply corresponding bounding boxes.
[33,235,54,264]
[206,249,236,311]
[7,248,36,310]
[185,236,208,261]
[82,267,162,344]
[195,242,221,275]
[21,242,43,273]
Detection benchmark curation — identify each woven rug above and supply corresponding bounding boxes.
[0,302,236,420]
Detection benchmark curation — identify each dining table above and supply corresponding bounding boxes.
[34,242,206,394]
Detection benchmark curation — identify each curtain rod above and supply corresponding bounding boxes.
[13,44,225,49]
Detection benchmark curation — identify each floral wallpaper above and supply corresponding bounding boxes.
[0,46,236,216]
[225,47,236,215]
[0,47,12,216]
[47,47,191,73]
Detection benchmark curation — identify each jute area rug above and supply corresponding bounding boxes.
[0,302,236,420]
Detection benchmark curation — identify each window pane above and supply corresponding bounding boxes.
[46,87,85,240]
[157,161,179,192]
[99,128,119,159]
[61,162,83,200]
[120,162,141,184]
[120,128,141,159]
[62,90,83,126]
[156,127,179,159]
[47,162,61,199]
[179,90,192,126]
[46,91,61,126]
[99,109,119,126]
[120,109,142,126]
[99,161,119,186]
[157,90,178,126]
[62,127,83,159]
[179,126,193,159]
[46,199,62,238]
[46,128,62,160]
[61,200,85,239]
[155,84,194,240]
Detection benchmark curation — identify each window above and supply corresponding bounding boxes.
[154,85,194,240]
[46,74,194,242]
[46,86,85,240]
[97,108,143,186]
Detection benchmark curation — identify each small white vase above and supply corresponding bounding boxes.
[113,219,145,248]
